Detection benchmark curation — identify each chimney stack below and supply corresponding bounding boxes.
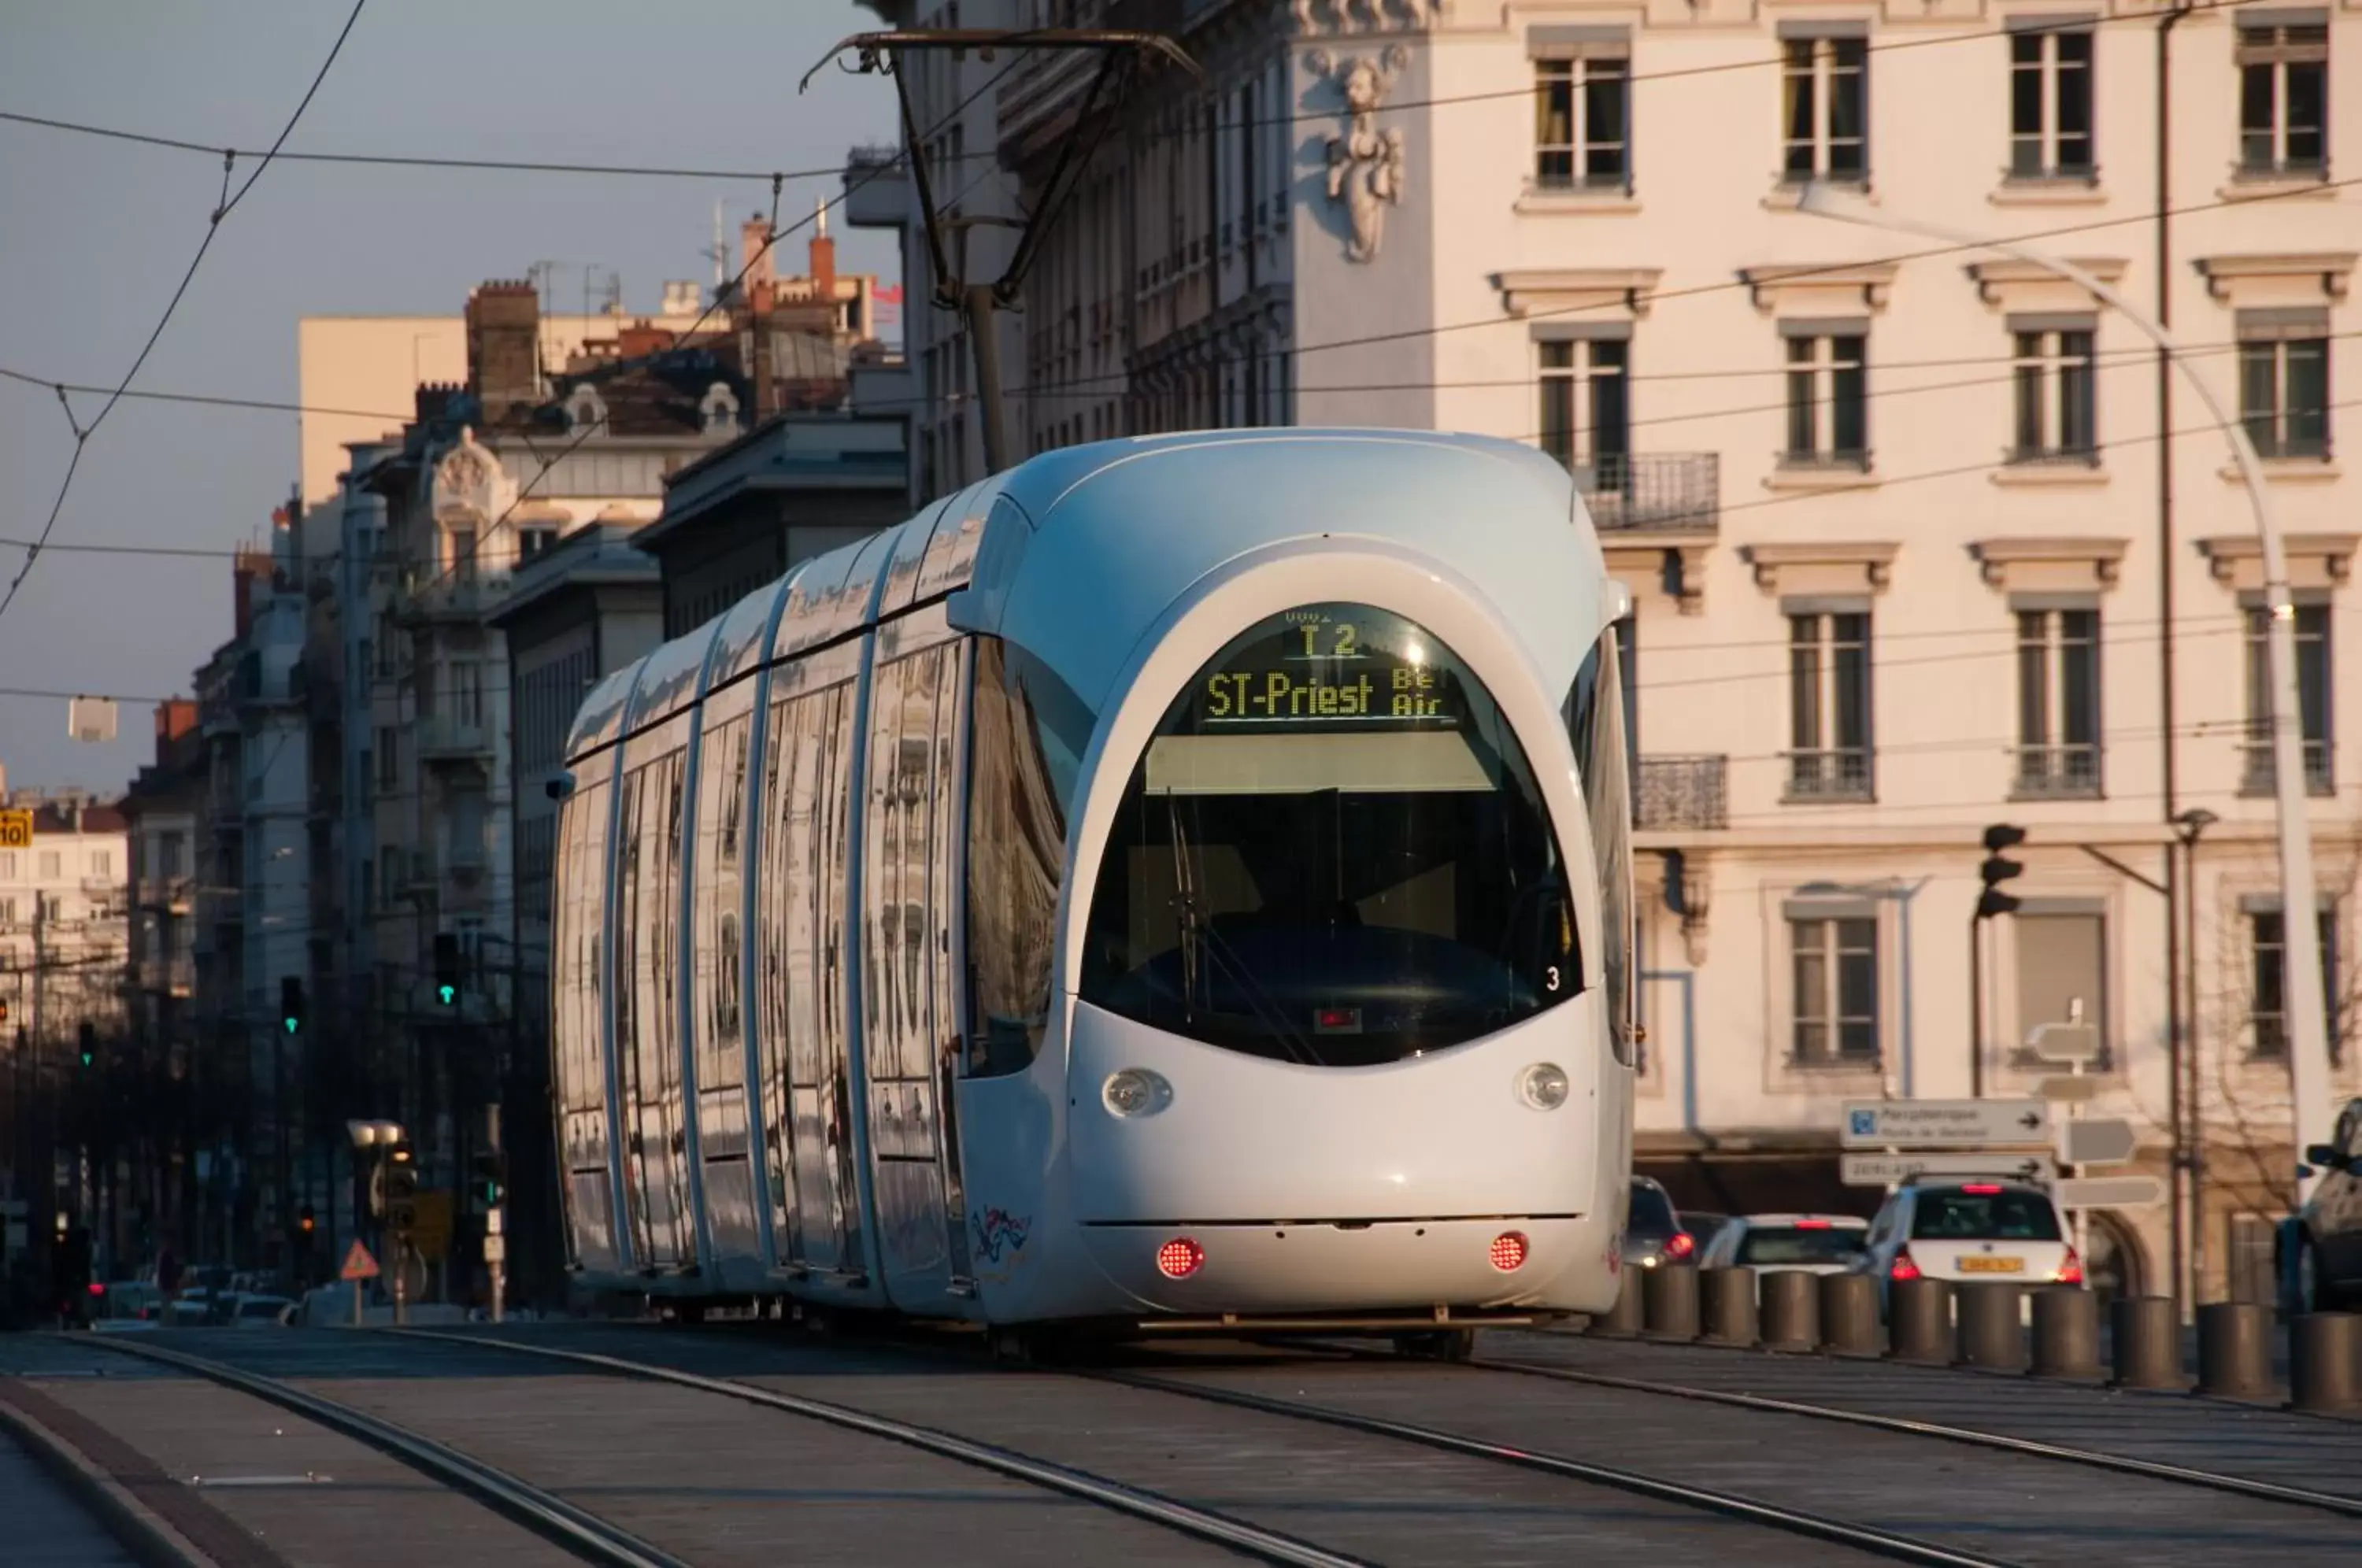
[465,279,543,422]
[741,213,776,303]
[808,198,838,326]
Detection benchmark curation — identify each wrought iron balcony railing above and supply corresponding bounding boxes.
[1566,453,1720,534]
[1635,755,1728,831]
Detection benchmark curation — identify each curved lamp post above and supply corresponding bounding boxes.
[1796,183,2332,1200]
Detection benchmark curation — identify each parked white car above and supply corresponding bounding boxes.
[1698,1214,1869,1275]
[1854,1180,2082,1309]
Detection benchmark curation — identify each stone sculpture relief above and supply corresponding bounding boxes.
[1309,43,1409,264]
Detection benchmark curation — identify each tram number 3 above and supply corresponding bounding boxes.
[1545,966,1561,993]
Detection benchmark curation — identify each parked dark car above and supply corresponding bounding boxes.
[1622,1175,1694,1268]
[2288,1096,2362,1311]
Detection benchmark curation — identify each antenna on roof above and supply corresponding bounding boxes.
[816,197,828,241]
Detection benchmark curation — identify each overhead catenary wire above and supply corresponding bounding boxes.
[0,2,2278,183]
[0,0,368,630]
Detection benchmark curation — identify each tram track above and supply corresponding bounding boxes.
[81,1336,689,1568]
[378,1328,1366,1566]
[398,1322,2014,1566]
[1452,1340,2362,1522]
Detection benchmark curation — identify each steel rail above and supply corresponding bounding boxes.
[81,1337,687,1568]
[383,1329,1371,1568]
[1464,1348,2362,1522]
[1095,1367,2018,1568]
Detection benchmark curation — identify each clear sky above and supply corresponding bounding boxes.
[0,0,900,795]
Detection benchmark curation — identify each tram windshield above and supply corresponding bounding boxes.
[1079,603,1579,1066]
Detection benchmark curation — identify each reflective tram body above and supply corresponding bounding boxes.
[550,429,1638,1329]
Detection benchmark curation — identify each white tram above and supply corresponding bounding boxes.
[550,429,1637,1339]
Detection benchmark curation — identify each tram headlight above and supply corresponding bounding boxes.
[1102,1068,1172,1118]
[1517,1062,1571,1111]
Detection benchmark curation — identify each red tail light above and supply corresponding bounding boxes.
[1156,1237,1205,1279]
[2054,1247,2083,1285]
[87,1282,105,1297]
[1490,1231,1529,1271]
[1890,1247,1923,1282]
[1664,1230,1696,1262]
[1961,1183,2001,1195]
[1794,1219,1831,1230]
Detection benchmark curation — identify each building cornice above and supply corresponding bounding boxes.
[1741,540,1900,593]
[2194,251,2356,304]
[1493,268,1664,319]
[1968,535,2131,590]
[1737,261,1900,314]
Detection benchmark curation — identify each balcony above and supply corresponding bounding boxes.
[1569,453,1719,535]
[2240,737,2334,798]
[1636,756,1728,832]
[2013,745,2102,801]
[416,713,493,764]
[1786,748,1874,804]
[842,142,909,230]
[397,565,509,623]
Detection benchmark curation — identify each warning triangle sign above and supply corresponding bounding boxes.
[339,1241,380,1281]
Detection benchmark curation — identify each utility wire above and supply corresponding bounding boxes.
[0,0,368,629]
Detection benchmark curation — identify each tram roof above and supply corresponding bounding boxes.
[565,429,1607,766]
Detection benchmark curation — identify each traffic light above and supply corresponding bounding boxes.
[0,997,9,1024]
[385,1141,420,1233]
[433,932,461,1008]
[472,1146,505,1210]
[280,975,307,1037]
[77,1020,94,1068]
[1978,823,2027,919]
[298,1204,316,1237]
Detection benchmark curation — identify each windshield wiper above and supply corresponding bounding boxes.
[1161,789,1324,1067]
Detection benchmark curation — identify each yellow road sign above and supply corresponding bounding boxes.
[0,810,31,849]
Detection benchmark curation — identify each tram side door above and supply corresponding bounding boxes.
[783,684,863,1279]
[929,643,973,1289]
[640,749,692,1270]
[614,768,654,1269]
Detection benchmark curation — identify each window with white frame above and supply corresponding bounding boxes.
[89,849,111,878]
[1780,28,1868,183]
[1791,908,1879,1064]
[2016,603,2101,797]
[1532,28,1631,192]
[1783,324,1868,468]
[2236,19,2327,179]
[2242,597,2331,795]
[2249,903,2339,1061]
[1788,607,1874,800]
[2008,24,2094,181]
[2010,316,2097,462]
[2015,908,2110,1068]
[1538,332,1631,480]
[2238,309,2331,460]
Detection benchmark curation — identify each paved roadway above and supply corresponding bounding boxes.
[2,1321,2353,1566]
[0,1426,137,1568]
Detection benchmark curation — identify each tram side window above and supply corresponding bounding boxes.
[694,716,751,1089]
[1568,622,1637,1068]
[964,638,1086,1076]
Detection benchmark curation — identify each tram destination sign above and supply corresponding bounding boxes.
[1195,607,1461,730]
[1841,1099,2053,1149]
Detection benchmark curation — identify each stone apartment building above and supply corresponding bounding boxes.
[852,0,2359,1299]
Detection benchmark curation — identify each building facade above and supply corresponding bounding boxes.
[853,0,2360,1299]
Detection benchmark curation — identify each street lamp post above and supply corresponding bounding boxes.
[1799,878,1932,1099]
[1796,184,2334,1199]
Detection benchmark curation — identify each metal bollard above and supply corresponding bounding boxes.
[2031,1288,2102,1379]
[1820,1272,1882,1357]
[2109,1296,2182,1390]
[2288,1312,2362,1415]
[1761,1270,1821,1353]
[1591,1271,1645,1338]
[1953,1283,2027,1372]
[1700,1267,1759,1348]
[2195,1302,2275,1400]
[1643,1262,1701,1343]
[1887,1278,1953,1364]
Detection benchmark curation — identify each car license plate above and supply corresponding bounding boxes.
[1958,1256,2024,1274]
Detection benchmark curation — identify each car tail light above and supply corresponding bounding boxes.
[87,1282,104,1297]
[1795,1219,1831,1230]
[1890,1247,1923,1282]
[2054,1247,2084,1285]
[1664,1231,1695,1262]
[1156,1237,1204,1279]
[1490,1231,1528,1271]
[1961,1183,2001,1195]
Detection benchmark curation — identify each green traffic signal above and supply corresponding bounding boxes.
[438,983,457,1006]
